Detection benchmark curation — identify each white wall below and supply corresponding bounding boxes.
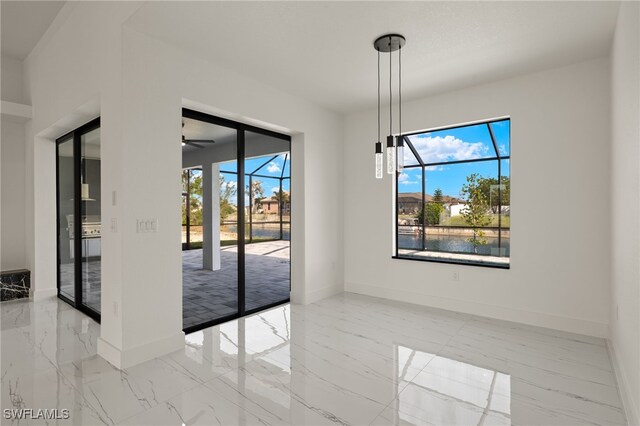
[1,119,26,270]
[344,57,611,338]
[23,1,135,312]
[24,2,343,368]
[609,2,640,424]
[117,23,344,312]
[1,55,25,104]
[1,54,28,271]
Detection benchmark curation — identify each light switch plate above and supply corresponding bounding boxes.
[137,218,158,233]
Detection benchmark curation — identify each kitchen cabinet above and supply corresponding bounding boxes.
[69,237,101,259]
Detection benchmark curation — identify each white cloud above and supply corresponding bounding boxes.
[405,135,489,165]
[398,172,418,185]
[266,162,281,173]
[425,165,445,172]
[270,187,280,194]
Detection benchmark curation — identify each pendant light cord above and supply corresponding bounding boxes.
[378,50,380,142]
[399,44,402,139]
[389,37,392,136]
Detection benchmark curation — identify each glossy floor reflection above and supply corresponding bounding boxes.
[0,293,626,425]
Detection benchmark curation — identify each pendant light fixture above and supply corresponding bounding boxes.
[373,33,405,178]
[386,38,395,175]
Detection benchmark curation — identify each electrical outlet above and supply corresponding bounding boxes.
[452,271,460,281]
[111,218,117,232]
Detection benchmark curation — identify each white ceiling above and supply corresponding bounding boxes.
[1,1,65,60]
[182,117,235,151]
[181,117,288,154]
[183,117,236,142]
[126,1,620,114]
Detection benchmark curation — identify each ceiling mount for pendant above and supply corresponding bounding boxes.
[373,34,406,53]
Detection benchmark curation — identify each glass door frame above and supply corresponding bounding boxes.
[182,108,292,333]
[55,117,101,322]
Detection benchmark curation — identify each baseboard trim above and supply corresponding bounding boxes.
[306,283,342,305]
[290,290,305,305]
[345,281,608,338]
[30,287,57,301]
[290,284,342,305]
[98,331,185,370]
[607,339,640,425]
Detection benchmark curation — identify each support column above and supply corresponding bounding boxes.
[203,163,221,271]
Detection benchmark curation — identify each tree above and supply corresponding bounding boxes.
[273,189,290,214]
[272,189,290,203]
[460,173,492,252]
[476,176,510,214]
[246,180,265,213]
[416,188,445,226]
[183,172,240,226]
[219,175,237,223]
[419,203,443,225]
[182,170,203,225]
[432,188,444,205]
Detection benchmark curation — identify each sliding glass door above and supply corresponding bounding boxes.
[243,131,291,314]
[57,136,76,302]
[181,109,291,333]
[56,118,101,320]
[182,117,239,330]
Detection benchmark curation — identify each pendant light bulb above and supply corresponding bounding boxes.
[375,141,383,179]
[386,135,395,174]
[396,136,404,172]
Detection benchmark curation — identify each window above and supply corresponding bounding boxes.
[395,118,510,268]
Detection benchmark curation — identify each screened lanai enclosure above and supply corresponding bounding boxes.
[181,109,291,332]
[396,118,510,268]
[182,155,291,250]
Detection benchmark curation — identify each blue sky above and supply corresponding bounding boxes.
[220,153,290,177]
[219,153,291,206]
[399,120,510,198]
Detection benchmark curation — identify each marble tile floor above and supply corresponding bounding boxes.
[0,292,627,425]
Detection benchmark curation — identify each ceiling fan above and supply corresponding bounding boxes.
[182,122,215,149]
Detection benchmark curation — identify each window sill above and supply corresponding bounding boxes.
[392,252,510,269]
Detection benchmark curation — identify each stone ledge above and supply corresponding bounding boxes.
[1,269,31,302]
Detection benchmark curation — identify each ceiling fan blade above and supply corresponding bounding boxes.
[185,139,215,144]
[185,141,207,149]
